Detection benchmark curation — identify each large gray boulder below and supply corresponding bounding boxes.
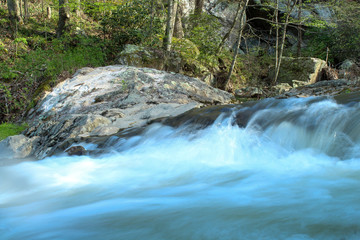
[5,65,233,159]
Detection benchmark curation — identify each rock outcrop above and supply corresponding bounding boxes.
[3,65,233,160]
[270,57,327,86]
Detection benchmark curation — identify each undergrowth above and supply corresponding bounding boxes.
[0,123,28,141]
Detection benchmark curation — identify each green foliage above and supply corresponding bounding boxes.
[0,123,28,141]
[83,0,118,20]
[27,36,47,50]
[304,1,360,64]
[101,0,164,49]
[14,37,28,45]
[172,38,200,60]
[0,35,106,122]
[236,54,273,87]
[186,14,222,56]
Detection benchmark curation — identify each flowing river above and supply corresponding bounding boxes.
[1,95,360,240]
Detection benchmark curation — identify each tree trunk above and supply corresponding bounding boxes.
[224,0,250,90]
[7,0,21,23]
[174,4,184,39]
[148,0,155,41]
[163,0,178,51]
[274,0,279,83]
[195,0,204,15]
[217,0,242,54]
[23,0,29,20]
[19,0,22,18]
[57,0,70,38]
[297,0,302,57]
[274,0,298,85]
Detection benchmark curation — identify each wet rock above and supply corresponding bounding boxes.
[0,135,40,159]
[66,146,87,156]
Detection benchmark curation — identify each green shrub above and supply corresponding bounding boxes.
[0,123,28,141]
[304,2,360,64]
[172,38,200,60]
[101,0,164,49]
[186,13,222,56]
[0,36,106,122]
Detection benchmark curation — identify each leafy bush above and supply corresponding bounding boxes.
[172,38,200,60]
[186,13,222,56]
[304,2,360,64]
[0,36,106,122]
[0,123,28,141]
[101,0,164,49]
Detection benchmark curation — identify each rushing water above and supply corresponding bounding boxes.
[1,96,360,240]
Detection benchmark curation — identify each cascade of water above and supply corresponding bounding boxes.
[1,96,360,240]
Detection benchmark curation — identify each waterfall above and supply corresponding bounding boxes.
[1,96,360,240]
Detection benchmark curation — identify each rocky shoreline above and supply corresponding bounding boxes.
[1,65,359,162]
[1,65,233,160]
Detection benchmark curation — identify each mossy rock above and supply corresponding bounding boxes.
[172,38,200,60]
[269,57,327,86]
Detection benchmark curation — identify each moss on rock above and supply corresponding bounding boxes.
[270,57,327,86]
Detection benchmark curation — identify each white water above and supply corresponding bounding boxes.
[1,97,360,240]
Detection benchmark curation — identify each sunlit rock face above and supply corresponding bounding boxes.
[4,65,232,160]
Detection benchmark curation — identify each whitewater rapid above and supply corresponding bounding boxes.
[1,96,360,240]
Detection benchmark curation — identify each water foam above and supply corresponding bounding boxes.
[1,97,360,240]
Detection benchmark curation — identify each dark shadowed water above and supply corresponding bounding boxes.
[1,96,360,240]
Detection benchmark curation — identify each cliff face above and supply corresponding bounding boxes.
[179,0,336,52]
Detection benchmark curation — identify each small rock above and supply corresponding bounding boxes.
[1,135,39,159]
[235,87,263,98]
[66,146,87,156]
[90,126,120,137]
[340,59,356,70]
[292,80,308,88]
[272,83,292,94]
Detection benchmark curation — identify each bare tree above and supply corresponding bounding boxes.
[225,0,250,90]
[174,3,184,38]
[297,0,302,57]
[217,1,243,54]
[273,0,298,85]
[274,0,279,83]
[57,0,70,38]
[23,0,29,20]
[163,0,178,51]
